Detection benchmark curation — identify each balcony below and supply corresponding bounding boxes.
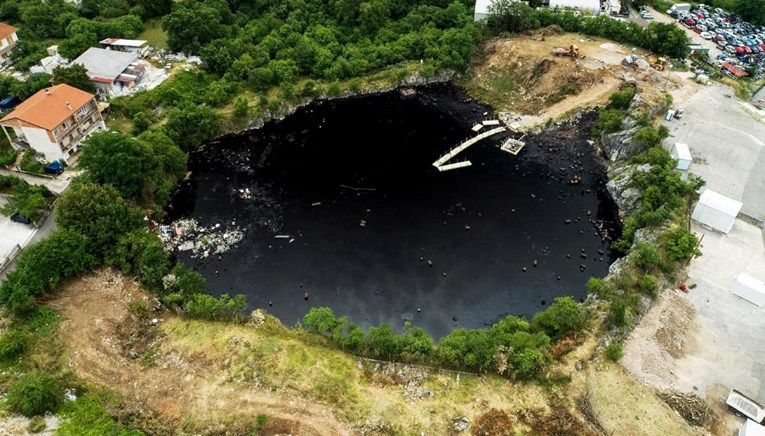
[61,119,103,155]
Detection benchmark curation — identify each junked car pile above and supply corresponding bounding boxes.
[669,4,765,77]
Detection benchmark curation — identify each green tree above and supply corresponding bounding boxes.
[164,105,221,151]
[106,230,170,292]
[6,371,62,417]
[531,296,586,341]
[0,229,97,315]
[487,0,540,33]
[78,132,149,199]
[303,307,340,334]
[55,184,144,256]
[58,32,98,60]
[0,178,52,222]
[162,3,228,54]
[662,227,699,261]
[735,0,765,26]
[52,64,95,93]
[365,324,403,360]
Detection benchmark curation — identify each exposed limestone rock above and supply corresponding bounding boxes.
[606,162,650,216]
[602,126,642,161]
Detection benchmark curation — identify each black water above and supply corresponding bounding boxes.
[166,84,621,338]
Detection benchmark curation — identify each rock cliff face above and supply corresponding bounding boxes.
[602,126,643,162]
[606,162,650,217]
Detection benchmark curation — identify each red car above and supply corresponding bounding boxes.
[744,46,753,54]
[683,18,696,26]
[735,46,745,54]
[693,27,702,34]
[715,35,725,41]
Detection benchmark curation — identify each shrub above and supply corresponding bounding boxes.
[607,297,628,329]
[638,274,660,298]
[6,371,63,417]
[531,296,586,341]
[597,109,624,133]
[586,277,608,296]
[303,307,339,334]
[662,227,699,262]
[233,97,249,118]
[632,241,661,271]
[607,87,635,110]
[183,293,247,321]
[0,329,29,360]
[605,341,623,361]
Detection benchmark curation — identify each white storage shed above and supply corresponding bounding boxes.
[740,419,765,436]
[671,142,692,171]
[733,273,765,307]
[691,189,743,234]
[474,0,495,21]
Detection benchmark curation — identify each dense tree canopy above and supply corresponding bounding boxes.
[735,0,765,26]
[52,64,94,93]
[55,184,144,255]
[78,133,150,199]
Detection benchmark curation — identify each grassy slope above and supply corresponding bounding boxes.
[138,20,168,50]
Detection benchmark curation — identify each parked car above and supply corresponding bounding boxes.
[700,32,713,39]
[0,96,20,110]
[10,213,31,225]
[43,161,64,176]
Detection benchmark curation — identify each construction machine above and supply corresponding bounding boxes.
[648,56,668,71]
[552,45,579,57]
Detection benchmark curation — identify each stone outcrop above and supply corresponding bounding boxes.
[606,162,650,216]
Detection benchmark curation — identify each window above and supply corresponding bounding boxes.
[53,128,59,138]
[78,106,88,116]
[62,121,68,130]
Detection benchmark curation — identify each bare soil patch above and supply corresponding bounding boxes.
[52,268,352,435]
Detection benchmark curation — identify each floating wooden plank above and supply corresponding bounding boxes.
[482,119,500,126]
[471,124,483,132]
[432,127,506,168]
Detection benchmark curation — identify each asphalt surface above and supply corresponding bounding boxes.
[663,82,765,221]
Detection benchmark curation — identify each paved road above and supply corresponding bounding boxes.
[664,83,765,221]
[0,209,57,281]
[0,169,71,195]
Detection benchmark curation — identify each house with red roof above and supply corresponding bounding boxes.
[0,23,19,65]
[0,84,105,163]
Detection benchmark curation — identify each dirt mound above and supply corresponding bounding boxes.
[462,32,621,116]
[52,268,352,435]
[655,293,696,359]
[658,391,711,427]
[472,409,515,435]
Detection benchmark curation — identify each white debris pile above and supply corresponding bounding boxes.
[159,218,245,259]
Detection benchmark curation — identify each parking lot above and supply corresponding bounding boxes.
[662,82,765,222]
[650,4,765,78]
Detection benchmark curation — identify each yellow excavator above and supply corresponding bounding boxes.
[648,56,668,71]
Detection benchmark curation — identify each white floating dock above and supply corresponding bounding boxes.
[471,124,483,132]
[500,138,525,155]
[482,119,501,126]
[432,127,506,168]
[435,161,473,172]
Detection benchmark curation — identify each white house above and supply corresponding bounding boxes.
[99,38,150,56]
[548,0,601,15]
[0,23,19,66]
[474,0,498,21]
[72,47,144,97]
[0,84,105,164]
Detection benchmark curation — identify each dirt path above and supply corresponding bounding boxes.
[52,268,353,435]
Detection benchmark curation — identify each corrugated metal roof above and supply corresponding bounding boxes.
[73,47,138,81]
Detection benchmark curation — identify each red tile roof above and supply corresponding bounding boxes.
[0,23,17,40]
[0,84,95,131]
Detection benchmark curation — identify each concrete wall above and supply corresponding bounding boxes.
[20,126,64,162]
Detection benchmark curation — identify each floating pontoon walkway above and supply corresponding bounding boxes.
[432,126,506,171]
